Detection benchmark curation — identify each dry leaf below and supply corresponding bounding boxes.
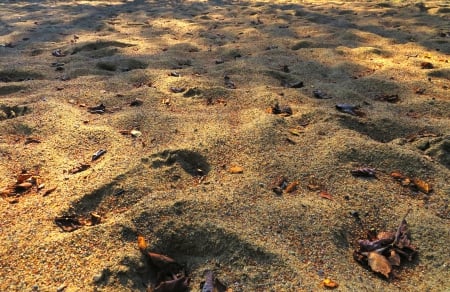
[390,171,405,180]
[288,128,302,136]
[388,250,401,266]
[284,181,298,193]
[367,252,392,278]
[154,276,190,292]
[319,190,333,200]
[228,166,243,174]
[138,235,148,252]
[15,182,33,190]
[322,278,338,289]
[17,173,33,183]
[412,178,431,194]
[43,186,57,197]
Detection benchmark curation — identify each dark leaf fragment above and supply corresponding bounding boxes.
[154,276,190,292]
[69,163,90,174]
[87,103,106,114]
[312,89,332,99]
[52,49,66,57]
[351,167,376,178]
[55,215,83,232]
[336,104,365,116]
[170,87,186,93]
[375,94,399,103]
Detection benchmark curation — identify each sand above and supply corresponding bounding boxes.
[0,0,449,291]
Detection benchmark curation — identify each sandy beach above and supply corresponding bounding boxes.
[0,0,449,291]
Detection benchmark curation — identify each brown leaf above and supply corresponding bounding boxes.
[42,186,57,197]
[412,178,432,194]
[388,250,401,266]
[69,163,90,174]
[367,252,392,278]
[147,252,179,271]
[390,171,405,180]
[154,276,190,292]
[15,182,33,191]
[284,181,298,193]
[319,190,333,200]
[17,173,33,183]
[55,215,84,232]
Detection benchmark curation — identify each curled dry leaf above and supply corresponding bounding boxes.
[322,278,339,289]
[42,186,57,197]
[412,178,432,194]
[284,181,298,193]
[367,252,392,278]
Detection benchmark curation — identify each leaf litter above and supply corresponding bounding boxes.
[353,210,417,279]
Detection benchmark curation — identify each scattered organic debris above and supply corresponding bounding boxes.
[200,270,229,292]
[87,103,106,114]
[224,75,236,89]
[319,190,333,200]
[321,278,339,289]
[335,104,365,117]
[266,101,292,116]
[351,167,376,178]
[0,170,40,203]
[92,149,107,161]
[55,212,102,232]
[271,176,298,195]
[69,163,90,174]
[138,235,190,292]
[353,210,417,279]
[375,94,400,103]
[312,89,332,99]
[183,87,202,97]
[414,88,426,94]
[281,79,304,88]
[170,87,186,93]
[52,49,66,57]
[390,171,432,194]
[24,137,41,144]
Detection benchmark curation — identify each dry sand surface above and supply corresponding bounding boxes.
[1,0,449,291]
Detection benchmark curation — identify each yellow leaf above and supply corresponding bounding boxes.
[413,178,431,194]
[322,278,338,289]
[229,166,243,174]
[368,252,391,278]
[138,235,148,252]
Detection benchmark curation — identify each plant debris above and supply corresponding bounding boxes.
[87,103,106,114]
[312,89,332,99]
[0,171,41,203]
[228,166,243,174]
[390,171,432,194]
[271,176,299,195]
[420,62,433,69]
[52,49,66,57]
[69,163,90,174]
[351,167,376,178]
[200,270,228,292]
[54,212,102,232]
[138,235,190,292]
[321,278,338,289]
[319,190,333,200]
[92,149,107,161]
[335,104,365,116]
[353,210,417,279]
[266,102,292,116]
[375,94,400,103]
[170,87,186,93]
